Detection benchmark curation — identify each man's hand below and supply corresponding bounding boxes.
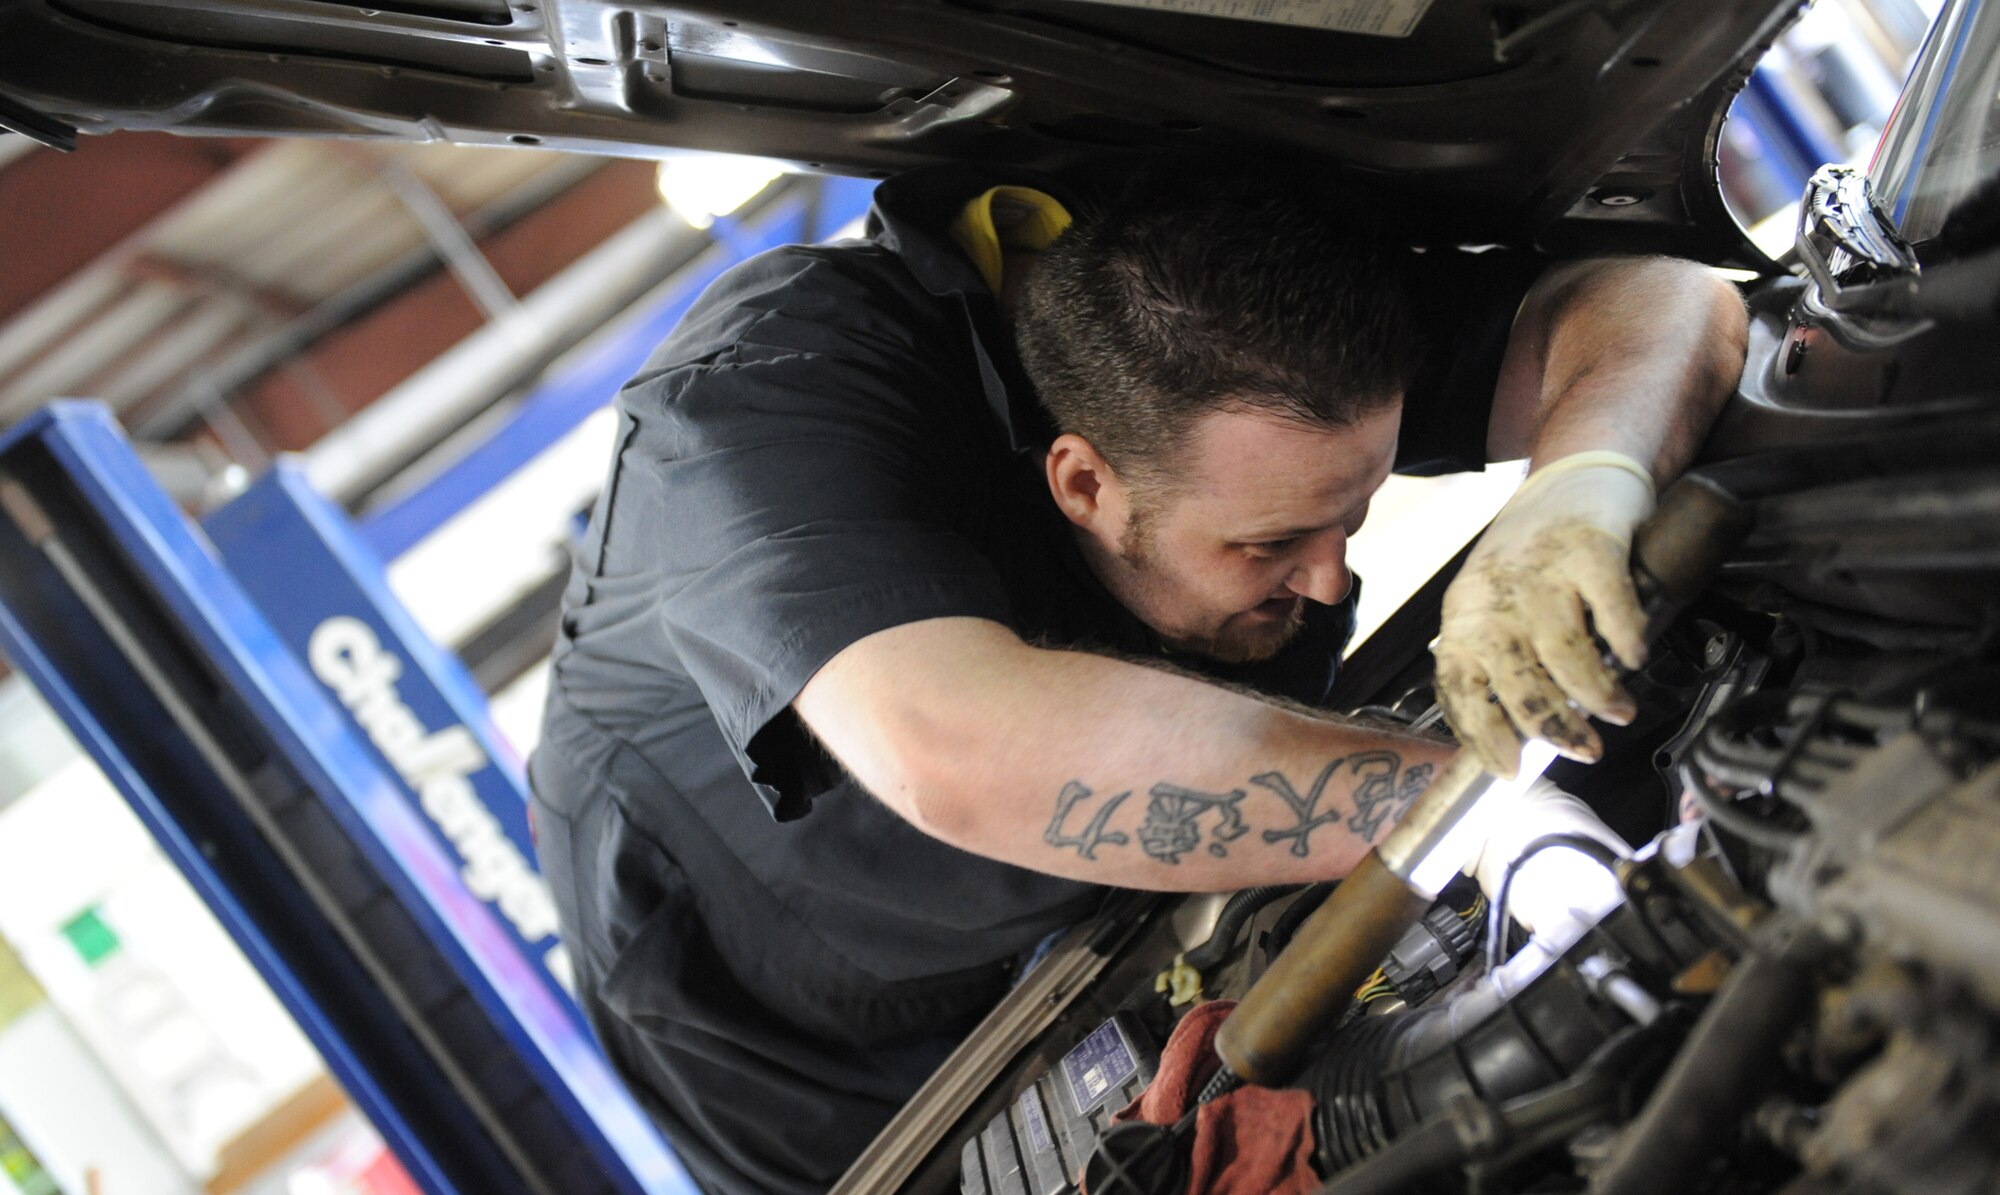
[1434,452,1653,778]
[1449,256,1747,777]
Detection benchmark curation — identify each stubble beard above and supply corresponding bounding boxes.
[1168,600,1305,665]
[1117,511,1306,666]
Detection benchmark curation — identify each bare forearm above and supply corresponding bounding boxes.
[958,650,1448,889]
[801,618,1452,891]
[1492,257,1747,482]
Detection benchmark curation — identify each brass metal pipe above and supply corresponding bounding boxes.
[1214,851,1432,1086]
[1214,754,1490,1087]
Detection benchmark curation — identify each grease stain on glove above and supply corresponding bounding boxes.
[1434,451,1655,778]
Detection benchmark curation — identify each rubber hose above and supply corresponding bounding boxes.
[1320,1026,1650,1195]
[1183,884,1300,975]
[1266,882,1338,958]
[1315,1115,1467,1195]
[1587,951,1815,1195]
[1311,901,1660,1169]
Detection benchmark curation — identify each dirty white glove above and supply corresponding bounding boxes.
[1462,777,1629,943]
[1435,451,1655,778]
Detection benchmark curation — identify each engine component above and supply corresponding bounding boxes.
[1083,1121,1188,1195]
[1579,686,2000,1195]
[1310,891,1708,1172]
[1796,997,2000,1195]
[1264,883,1338,961]
[1168,884,1303,1002]
[1585,949,1817,1195]
[1217,847,1439,1088]
[961,1015,1159,1195]
[1317,1023,1667,1195]
[1770,732,2000,1008]
[1376,900,1479,1007]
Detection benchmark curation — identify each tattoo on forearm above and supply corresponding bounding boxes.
[1343,751,1407,841]
[1137,785,1248,864]
[1047,753,1435,866]
[1253,760,1345,858]
[1044,781,1131,860]
[1399,763,1433,810]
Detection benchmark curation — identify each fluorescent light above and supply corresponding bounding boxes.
[1405,740,1562,897]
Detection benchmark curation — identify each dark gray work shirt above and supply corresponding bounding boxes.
[528,165,1542,1195]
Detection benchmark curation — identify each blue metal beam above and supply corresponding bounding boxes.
[0,405,697,1195]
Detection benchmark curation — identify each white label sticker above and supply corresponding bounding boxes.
[1058,0,1433,37]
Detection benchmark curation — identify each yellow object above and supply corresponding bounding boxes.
[947,186,1073,294]
[1154,952,1205,1007]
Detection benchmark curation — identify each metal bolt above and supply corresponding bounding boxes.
[1815,909,1862,948]
[1704,634,1730,670]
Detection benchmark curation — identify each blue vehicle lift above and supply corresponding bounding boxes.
[0,177,876,1193]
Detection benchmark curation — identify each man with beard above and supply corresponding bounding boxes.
[529,158,1746,1194]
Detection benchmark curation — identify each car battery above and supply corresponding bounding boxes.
[961,1013,1157,1195]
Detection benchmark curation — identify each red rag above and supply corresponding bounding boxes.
[1093,1001,1321,1195]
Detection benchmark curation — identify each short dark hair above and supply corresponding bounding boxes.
[1014,159,1420,489]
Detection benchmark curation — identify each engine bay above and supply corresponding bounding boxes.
[908,403,2000,1195]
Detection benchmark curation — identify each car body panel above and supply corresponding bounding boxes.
[0,0,1799,262]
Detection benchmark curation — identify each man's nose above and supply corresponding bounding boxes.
[1284,530,1350,606]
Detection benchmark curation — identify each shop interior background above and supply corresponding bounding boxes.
[0,2,1943,1190]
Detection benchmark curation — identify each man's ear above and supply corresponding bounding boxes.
[1044,433,1131,536]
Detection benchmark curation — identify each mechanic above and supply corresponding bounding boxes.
[527,157,1748,1195]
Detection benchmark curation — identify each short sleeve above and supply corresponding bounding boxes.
[1394,248,1549,476]
[599,251,1012,820]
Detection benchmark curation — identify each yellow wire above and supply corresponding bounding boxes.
[1349,896,1488,1012]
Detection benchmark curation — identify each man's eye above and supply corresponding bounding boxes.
[1243,536,1300,558]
